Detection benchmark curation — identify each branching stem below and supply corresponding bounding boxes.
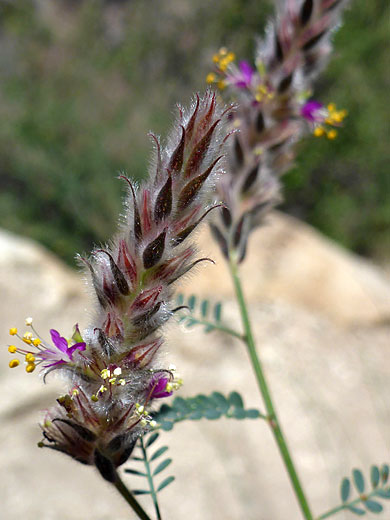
[113,469,152,520]
[228,251,314,520]
[141,437,163,520]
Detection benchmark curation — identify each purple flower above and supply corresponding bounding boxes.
[229,61,254,88]
[301,100,324,122]
[149,374,172,399]
[39,329,86,367]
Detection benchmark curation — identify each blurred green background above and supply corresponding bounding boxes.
[0,0,388,264]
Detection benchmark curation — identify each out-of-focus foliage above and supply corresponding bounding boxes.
[0,0,387,263]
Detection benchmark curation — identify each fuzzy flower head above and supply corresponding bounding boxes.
[6,92,231,475]
[206,0,348,263]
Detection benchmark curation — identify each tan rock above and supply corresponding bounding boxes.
[185,211,390,327]
[0,224,389,520]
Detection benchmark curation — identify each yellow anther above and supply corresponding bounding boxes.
[33,338,41,347]
[44,420,52,428]
[150,420,158,429]
[314,126,325,137]
[71,389,79,396]
[267,91,275,100]
[25,353,35,362]
[23,332,33,340]
[26,363,36,373]
[137,405,145,414]
[23,339,32,345]
[9,359,20,368]
[98,385,107,394]
[8,345,17,353]
[226,52,235,62]
[332,112,343,123]
[91,394,98,402]
[101,368,110,380]
[219,58,229,72]
[219,47,227,56]
[108,377,117,384]
[206,72,216,84]
[327,103,336,112]
[212,53,220,64]
[25,317,33,326]
[217,80,226,90]
[118,379,126,386]
[255,93,264,102]
[258,84,268,94]
[9,328,17,336]
[140,419,148,427]
[165,383,173,392]
[327,129,337,140]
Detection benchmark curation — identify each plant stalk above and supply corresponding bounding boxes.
[228,251,314,520]
[113,470,152,520]
[141,437,163,520]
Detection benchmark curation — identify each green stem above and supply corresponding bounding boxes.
[228,252,314,520]
[113,470,152,520]
[141,437,162,520]
[316,504,348,520]
[186,317,244,340]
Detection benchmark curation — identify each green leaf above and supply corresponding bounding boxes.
[353,468,365,494]
[364,500,383,513]
[381,464,389,484]
[157,476,175,492]
[229,391,244,408]
[160,421,174,431]
[204,408,221,420]
[214,302,222,322]
[371,465,380,488]
[200,299,209,317]
[210,392,229,413]
[375,488,390,499]
[133,490,151,495]
[188,295,196,311]
[145,432,160,448]
[231,408,246,419]
[124,468,147,477]
[153,458,172,476]
[347,505,366,515]
[340,478,351,502]
[176,293,184,306]
[150,446,169,461]
[245,409,261,419]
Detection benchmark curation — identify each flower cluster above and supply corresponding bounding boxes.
[207,0,348,262]
[6,92,230,481]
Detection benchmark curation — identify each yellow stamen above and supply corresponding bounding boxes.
[25,353,35,362]
[26,363,36,373]
[226,52,235,62]
[101,368,110,380]
[314,126,325,137]
[217,80,226,90]
[9,328,17,336]
[219,47,227,56]
[33,338,41,347]
[327,129,337,140]
[23,338,32,345]
[140,419,148,427]
[71,389,79,396]
[23,332,33,340]
[206,73,216,84]
[91,394,98,402]
[327,103,336,112]
[25,317,33,326]
[150,420,158,428]
[8,345,17,353]
[212,54,220,64]
[9,359,20,368]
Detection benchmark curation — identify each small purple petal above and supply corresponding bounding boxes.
[239,60,254,81]
[149,376,172,399]
[67,342,86,360]
[301,100,323,121]
[50,329,68,353]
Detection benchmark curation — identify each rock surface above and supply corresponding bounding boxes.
[0,216,390,520]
